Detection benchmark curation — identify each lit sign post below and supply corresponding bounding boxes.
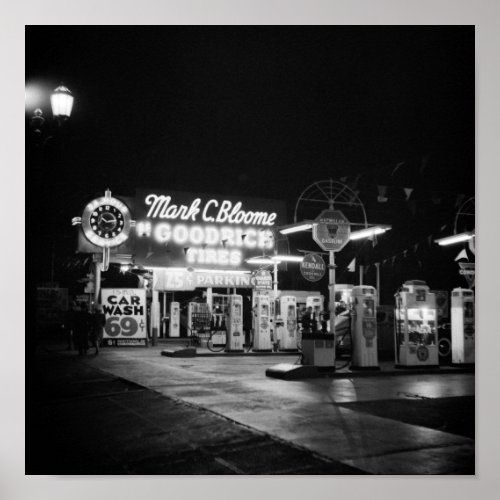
[312,209,351,339]
[133,190,283,270]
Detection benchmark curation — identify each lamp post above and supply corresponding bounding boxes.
[30,84,74,134]
[26,85,74,281]
[27,83,75,348]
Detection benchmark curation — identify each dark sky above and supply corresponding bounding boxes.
[26,26,475,298]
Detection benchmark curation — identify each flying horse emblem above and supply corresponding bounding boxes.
[327,224,339,237]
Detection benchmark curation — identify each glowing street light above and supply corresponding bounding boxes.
[435,231,474,246]
[50,85,74,120]
[349,225,391,240]
[279,222,314,235]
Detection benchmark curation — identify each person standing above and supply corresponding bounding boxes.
[91,304,106,355]
[301,306,314,334]
[63,300,78,350]
[74,302,92,356]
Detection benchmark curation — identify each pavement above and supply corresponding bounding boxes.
[26,338,475,475]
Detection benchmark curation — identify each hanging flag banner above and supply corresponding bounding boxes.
[101,288,147,346]
[391,161,405,176]
[377,185,388,203]
[458,262,475,288]
[350,174,362,189]
[347,258,356,272]
[404,187,413,200]
[420,155,429,174]
[455,248,469,261]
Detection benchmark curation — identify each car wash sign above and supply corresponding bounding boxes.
[101,288,147,346]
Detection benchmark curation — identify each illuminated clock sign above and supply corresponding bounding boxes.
[133,189,286,270]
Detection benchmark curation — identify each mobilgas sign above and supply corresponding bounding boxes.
[77,189,286,270]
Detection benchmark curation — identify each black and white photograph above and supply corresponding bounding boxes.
[13,0,500,496]
[25,23,477,476]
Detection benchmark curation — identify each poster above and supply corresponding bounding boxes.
[101,288,147,346]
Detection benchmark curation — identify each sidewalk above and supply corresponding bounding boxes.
[27,339,475,475]
[26,342,367,475]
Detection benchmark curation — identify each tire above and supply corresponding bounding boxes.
[207,331,226,353]
[438,337,451,358]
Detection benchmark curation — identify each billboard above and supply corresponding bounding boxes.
[77,189,286,271]
[101,288,147,346]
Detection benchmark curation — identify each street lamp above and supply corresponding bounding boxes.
[279,222,314,235]
[50,85,74,121]
[27,83,75,283]
[29,84,74,133]
[349,225,391,240]
[435,231,474,246]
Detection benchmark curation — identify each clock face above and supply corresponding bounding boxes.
[91,205,124,238]
[81,195,132,248]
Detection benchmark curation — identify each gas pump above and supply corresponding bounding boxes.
[394,280,439,367]
[278,295,298,351]
[226,294,243,352]
[253,293,272,351]
[451,288,475,364]
[301,295,334,367]
[351,286,379,370]
[169,301,180,338]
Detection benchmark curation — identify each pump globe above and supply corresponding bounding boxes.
[51,85,74,119]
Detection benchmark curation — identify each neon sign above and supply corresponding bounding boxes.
[74,190,285,270]
[145,194,277,226]
[135,193,279,268]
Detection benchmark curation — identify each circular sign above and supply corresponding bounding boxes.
[416,345,429,361]
[312,209,351,252]
[300,253,326,282]
[81,191,132,248]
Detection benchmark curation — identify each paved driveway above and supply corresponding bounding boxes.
[82,346,475,474]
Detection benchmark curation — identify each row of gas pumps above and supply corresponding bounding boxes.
[161,281,474,368]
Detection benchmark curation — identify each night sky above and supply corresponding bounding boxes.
[26,26,475,302]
